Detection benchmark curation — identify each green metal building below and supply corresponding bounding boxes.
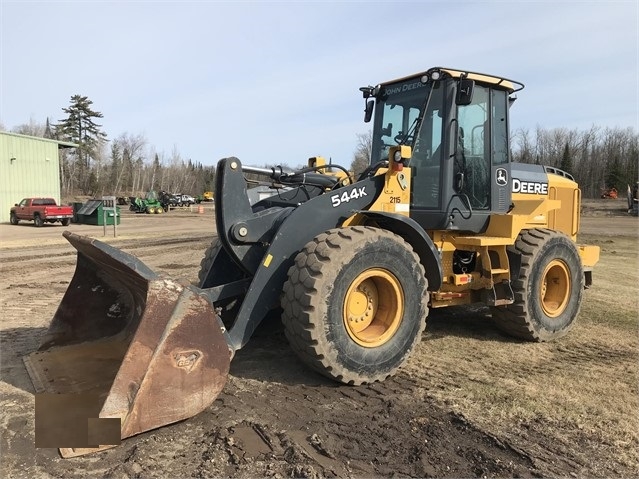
[0,131,76,223]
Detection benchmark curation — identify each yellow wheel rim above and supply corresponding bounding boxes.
[540,260,571,318]
[343,268,404,348]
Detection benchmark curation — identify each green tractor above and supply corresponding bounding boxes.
[129,191,164,214]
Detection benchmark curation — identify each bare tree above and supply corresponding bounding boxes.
[111,133,147,195]
[351,131,372,179]
[12,117,47,137]
[512,128,534,163]
[511,125,638,197]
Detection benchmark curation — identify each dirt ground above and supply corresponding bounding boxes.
[1,199,637,478]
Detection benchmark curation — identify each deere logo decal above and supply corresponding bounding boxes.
[496,168,508,186]
[512,178,548,195]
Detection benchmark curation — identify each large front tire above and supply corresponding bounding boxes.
[198,238,223,287]
[10,213,19,225]
[491,228,584,341]
[282,226,429,385]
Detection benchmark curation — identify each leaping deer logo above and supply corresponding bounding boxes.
[496,168,508,186]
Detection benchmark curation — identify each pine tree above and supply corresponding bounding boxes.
[44,117,54,139]
[151,154,161,191]
[109,142,123,194]
[122,146,134,193]
[560,143,573,175]
[606,156,624,190]
[56,95,107,169]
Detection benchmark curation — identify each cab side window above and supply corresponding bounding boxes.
[491,89,508,165]
[456,85,490,209]
[411,83,444,209]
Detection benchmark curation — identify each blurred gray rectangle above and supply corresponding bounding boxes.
[35,393,120,448]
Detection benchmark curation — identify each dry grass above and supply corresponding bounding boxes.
[405,229,639,476]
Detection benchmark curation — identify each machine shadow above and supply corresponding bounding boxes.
[0,326,49,394]
[229,304,517,388]
[423,304,518,343]
[228,312,337,388]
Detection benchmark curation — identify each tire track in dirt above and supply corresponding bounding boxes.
[96,347,539,479]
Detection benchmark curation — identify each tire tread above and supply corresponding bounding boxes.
[492,228,583,341]
[282,226,429,385]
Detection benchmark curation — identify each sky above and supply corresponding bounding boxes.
[1,0,637,169]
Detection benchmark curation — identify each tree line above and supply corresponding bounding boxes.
[511,125,638,198]
[3,95,637,200]
[5,95,216,200]
[350,126,638,198]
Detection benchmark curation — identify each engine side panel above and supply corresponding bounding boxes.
[485,163,579,241]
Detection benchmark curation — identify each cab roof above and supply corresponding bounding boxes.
[381,67,525,93]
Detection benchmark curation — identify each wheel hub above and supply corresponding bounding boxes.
[343,268,403,347]
[346,279,378,328]
[540,259,570,318]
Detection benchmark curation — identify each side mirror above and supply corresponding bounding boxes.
[456,79,475,106]
[364,99,374,123]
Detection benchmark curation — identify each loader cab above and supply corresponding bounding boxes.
[367,68,523,232]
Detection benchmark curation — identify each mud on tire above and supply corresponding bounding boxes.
[491,228,584,341]
[281,226,429,385]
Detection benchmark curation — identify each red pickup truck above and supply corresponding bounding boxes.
[10,198,74,227]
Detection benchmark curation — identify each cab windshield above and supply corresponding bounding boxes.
[370,78,432,164]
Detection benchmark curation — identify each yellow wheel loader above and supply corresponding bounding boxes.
[25,67,600,457]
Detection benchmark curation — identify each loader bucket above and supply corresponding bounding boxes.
[24,232,231,458]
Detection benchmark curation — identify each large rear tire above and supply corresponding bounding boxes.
[34,215,44,227]
[491,228,584,341]
[282,226,429,385]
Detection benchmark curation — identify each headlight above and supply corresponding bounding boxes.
[393,150,403,162]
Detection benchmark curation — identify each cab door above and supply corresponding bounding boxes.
[445,83,512,232]
[409,79,512,233]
